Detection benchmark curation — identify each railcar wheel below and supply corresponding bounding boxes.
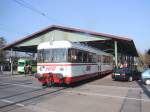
[42,83,48,88]
[145,79,150,85]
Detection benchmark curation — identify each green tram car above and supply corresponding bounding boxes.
[17,58,37,74]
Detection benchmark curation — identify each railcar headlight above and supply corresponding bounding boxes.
[56,73,64,79]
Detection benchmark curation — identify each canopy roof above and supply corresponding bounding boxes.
[3,25,138,56]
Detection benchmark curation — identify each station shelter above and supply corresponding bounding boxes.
[3,25,138,74]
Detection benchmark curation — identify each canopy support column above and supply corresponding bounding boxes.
[10,48,13,75]
[114,41,118,67]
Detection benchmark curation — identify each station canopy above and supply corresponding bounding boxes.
[3,25,138,56]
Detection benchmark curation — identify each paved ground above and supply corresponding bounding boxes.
[0,72,150,112]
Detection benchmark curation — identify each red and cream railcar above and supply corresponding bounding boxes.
[35,41,113,86]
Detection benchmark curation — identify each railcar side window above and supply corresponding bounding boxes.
[68,48,97,63]
[101,55,112,64]
[92,53,97,63]
[68,48,77,63]
[77,50,83,62]
[38,47,112,64]
[99,55,102,62]
[83,51,88,62]
[88,53,92,63]
[68,49,84,63]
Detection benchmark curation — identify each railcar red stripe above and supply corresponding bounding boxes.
[37,63,98,66]
[64,70,112,84]
[37,70,112,85]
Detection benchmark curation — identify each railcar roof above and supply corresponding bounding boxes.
[38,41,112,56]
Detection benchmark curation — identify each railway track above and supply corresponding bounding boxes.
[0,86,68,112]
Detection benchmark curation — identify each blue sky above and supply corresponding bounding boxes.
[0,0,150,53]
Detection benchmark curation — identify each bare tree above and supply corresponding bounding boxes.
[138,49,150,68]
[0,37,7,71]
[145,49,150,68]
[138,52,144,64]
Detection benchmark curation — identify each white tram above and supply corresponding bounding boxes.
[36,41,113,85]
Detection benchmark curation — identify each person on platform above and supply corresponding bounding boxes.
[24,64,29,75]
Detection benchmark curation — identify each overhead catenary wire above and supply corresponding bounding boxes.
[13,0,61,23]
[1,0,64,44]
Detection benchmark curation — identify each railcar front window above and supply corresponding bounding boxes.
[37,49,67,63]
[18,62,25,66]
